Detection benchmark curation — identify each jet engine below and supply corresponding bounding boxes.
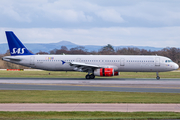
[94,68,119,76]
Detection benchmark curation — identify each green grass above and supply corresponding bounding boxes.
[0,71,86,78]
[0,111,180,120]
[0,90,180,103]
[0,70,180,78]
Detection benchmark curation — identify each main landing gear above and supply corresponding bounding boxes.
[156,72,160,80]
[85,74,95,79]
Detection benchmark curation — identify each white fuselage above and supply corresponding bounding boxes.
[3,55,179,72]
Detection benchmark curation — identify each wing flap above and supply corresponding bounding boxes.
[70,62,100,68]
[69,62,101,72]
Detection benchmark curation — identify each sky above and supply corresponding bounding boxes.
[0,0,180,48]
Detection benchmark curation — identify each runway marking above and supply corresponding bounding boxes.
[0,103,180,112]
[3,83,180,90]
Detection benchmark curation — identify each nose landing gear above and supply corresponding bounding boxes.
[156,72,160,80]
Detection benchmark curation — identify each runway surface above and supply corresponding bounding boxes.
[0,78,180,112]
[0,78,180,93]
[0,103,180,112]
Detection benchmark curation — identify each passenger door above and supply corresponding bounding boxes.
[120,58,125,66]
[30,56,35,65]
[155,57,160,66]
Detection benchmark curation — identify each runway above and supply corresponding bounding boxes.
[0,103,180,112]
[0,78,180,112]
[0,78,180,93]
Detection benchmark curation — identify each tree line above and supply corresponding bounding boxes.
[38,44,180,64]
[0,44,180,69]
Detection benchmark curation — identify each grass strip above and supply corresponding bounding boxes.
[0,90,180,103]
[0,71,180,78]
[0,111,180,120]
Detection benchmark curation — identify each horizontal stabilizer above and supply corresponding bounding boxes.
[2,56,22,62]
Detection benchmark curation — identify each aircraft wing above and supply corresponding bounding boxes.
[69,62,101,72]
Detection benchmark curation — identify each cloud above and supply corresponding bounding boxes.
[0,0,180,28]
[0,0,32,22]
[0,0,95,23]
[117,1,180,26]
[1,27,180,48]
[0,0,180,48]
[95,9,124,23]
[39,0,94,22]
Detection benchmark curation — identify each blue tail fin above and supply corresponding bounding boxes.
[5,31,34,56]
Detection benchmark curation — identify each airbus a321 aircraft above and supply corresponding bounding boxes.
[2,31,179,79]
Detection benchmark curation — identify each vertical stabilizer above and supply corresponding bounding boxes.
[5,31,34,56]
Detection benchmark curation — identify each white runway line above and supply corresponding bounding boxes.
[0,103,180,112]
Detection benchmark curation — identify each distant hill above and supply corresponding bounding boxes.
[0,40,163,54]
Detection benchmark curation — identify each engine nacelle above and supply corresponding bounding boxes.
[94,68,116,76]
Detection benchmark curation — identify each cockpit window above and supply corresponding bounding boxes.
[165,60,173,63]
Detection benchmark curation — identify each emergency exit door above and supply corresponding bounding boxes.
[120,58,125,66]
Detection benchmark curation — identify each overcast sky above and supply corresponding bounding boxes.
[0,0,180,48]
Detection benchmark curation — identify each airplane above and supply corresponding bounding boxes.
[2,31,179,80]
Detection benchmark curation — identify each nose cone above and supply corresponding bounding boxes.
[174,63,179,70]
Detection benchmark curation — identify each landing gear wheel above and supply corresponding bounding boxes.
[85,74,95,79]
[86,75,90,79]
[156,76,160,80]
[90,74,95,79]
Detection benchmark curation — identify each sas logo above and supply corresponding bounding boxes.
[11,48,25,54]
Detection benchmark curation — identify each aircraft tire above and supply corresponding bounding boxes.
[90,74,95,79]
[86,75,90,79]
[156,76,160,80]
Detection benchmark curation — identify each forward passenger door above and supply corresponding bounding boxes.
[155,57,160,66]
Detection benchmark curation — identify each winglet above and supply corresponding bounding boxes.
[5,31,34,56]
